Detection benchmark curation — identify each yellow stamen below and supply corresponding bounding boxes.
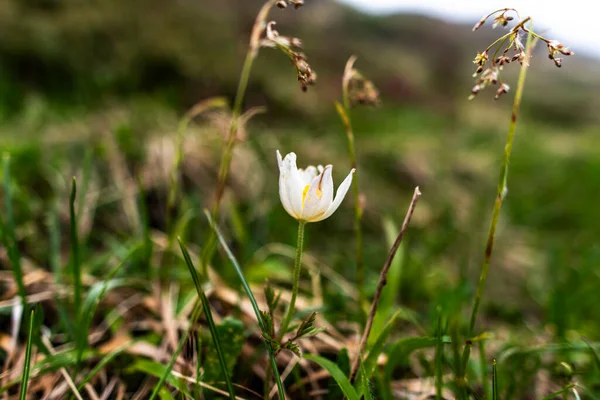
[302,184,310,209]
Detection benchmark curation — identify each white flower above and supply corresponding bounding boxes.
[277,150,355,222]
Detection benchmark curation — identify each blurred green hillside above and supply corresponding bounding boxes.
[1,0,600,124]
[2,1,600,397]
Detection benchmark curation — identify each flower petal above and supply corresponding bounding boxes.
[302,165,333,221]
[311,168,355,222]
[298,165,319,186]
[281,152,305,218]
[277,150,296,217]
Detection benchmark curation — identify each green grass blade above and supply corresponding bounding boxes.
[359,357,373,400]
[136,175,153,277]
[435,309,443,400]
[132,359,193,398]
[148,304,202,400]
[48,205,62,284]
[492,359,498,400]
[77,341,136,390]
[2,154,26,305]
[205,210,285,400]
[582,337,600,371]
[18,308,36,400]
[364,311,399,378]
[76,244,139,363]
[541,383,577,400]
[385,336,450,378]
[304,354,359,400]
[178,238,236,399]
[70,177,82,316]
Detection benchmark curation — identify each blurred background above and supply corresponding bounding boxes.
[2,0,600,393]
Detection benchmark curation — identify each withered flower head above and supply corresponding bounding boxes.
[547,40,574,68]
[492,12,513,28]
[260,21,316,91]
[342,56,380,107]
[277,0,304,9]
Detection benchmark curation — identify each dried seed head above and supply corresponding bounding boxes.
[492,13,511,28]
[469,8,574,99]
[553,57,563,67]
[473,51,489,66]
[347,70,380,107]
[473,18,486,31]
[260,20,317,91]
[494,83,510,100]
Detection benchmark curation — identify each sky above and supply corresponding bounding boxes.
[338,0,599,58]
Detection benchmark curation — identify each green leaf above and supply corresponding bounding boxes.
[19,308,36,400]
[130,359,192,398]
[205,210,285,400]
[385,336,451,378]
[359,358,374,400]
[261,310,274,338]
[264,282,281,315]
[583,337,600,372]
[326,349,350,400]
[541,384,577,400]
[283,341,301,357]
[78,341,135,390]
[177,238,236,399]
[295,312,317,338]
[69,177,82,317]
[203,317,245,385]
[364,311,399,379]
[304,354,360,400]
[158,386,176,400]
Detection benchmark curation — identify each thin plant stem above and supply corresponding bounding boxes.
[468,26,534,337]
[492,359,498,400]
[278,221,306,340]
[335,101,365,315]
[264,220,305,399]
[200,0,277,277]
[350,187,421,382]
[338,55,365,313]
[69,177,81,318]
[479,340,490,397]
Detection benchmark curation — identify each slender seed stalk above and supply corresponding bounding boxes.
[468,27,534,337]
[350,187,421,382]
[335,102,365,315]
[200,0,277,277]
[278,221,306,340]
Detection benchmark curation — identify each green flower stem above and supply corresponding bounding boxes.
[278,221,306,341]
